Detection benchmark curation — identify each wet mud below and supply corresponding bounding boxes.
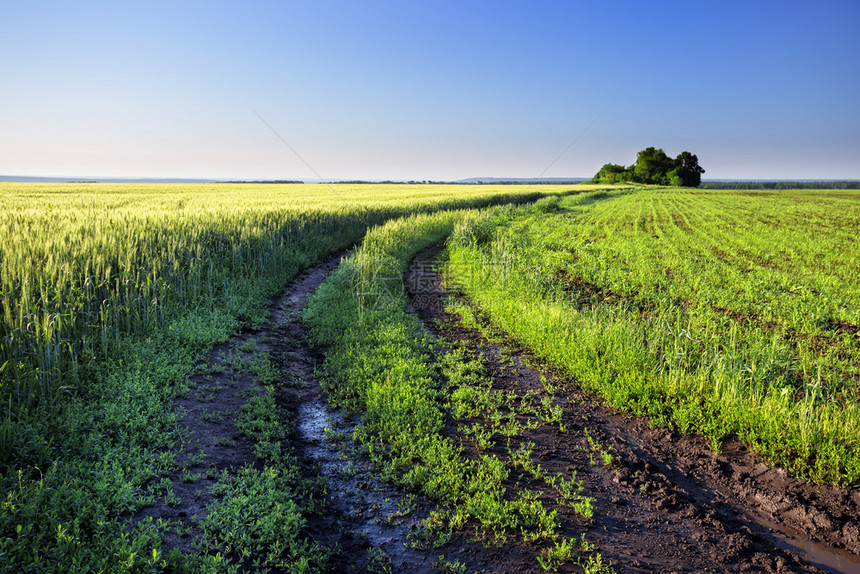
[135,246,860,573]
[135,253,456,572]
[405,245,860,574]
[269,257,447,573]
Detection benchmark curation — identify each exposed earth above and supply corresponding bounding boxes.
[403,246,860,574]
[137,248,860,573]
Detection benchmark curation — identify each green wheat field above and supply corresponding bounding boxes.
[2,183,858,572]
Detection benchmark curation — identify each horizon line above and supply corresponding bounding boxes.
[2,175,860,184]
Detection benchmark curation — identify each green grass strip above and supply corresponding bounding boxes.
[304,210,564,549]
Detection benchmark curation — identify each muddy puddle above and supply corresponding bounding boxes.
[294,397,442,572]
[296,397,425,549]
[758,516,860,574]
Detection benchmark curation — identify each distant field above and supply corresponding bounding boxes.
[446,188,860,485]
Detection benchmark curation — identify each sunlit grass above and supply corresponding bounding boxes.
[305,207,608,569]
[0,182,565,572]
[445,188,860,486]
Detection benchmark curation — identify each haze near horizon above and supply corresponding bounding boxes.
[1,1,858,181]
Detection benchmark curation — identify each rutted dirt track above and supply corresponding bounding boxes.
[405,246,860,574]
[269,256,444,573]
[135,254,454,572]
[139,248,860,573]
[134,257,356,556]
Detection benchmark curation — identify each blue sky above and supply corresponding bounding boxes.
[1,1,858,180]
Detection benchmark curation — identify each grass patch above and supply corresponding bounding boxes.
[445,188,860,486]
[305,208,607,569]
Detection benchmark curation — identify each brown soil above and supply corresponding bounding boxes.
[134,248,860,574]
[404,245,860,574]
[135,254,461,572]
[268,256,448,573]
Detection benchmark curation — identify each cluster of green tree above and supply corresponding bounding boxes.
[699,180,860,190]
[592,147,705,187]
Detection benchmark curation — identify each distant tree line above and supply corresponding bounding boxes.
[333,180,449,185]
[219,180,305,184]
[592,147,705,187]
[331,180,589,185]
[699,181,860,190]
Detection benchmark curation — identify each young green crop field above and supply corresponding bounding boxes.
[0,182,567,573]
[4,182,858,572]
[445,188,860,486]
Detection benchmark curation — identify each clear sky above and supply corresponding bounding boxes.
[2,0,858,180]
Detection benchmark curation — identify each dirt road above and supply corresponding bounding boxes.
[136,248,860,573]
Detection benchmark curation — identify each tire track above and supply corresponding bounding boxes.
[406,245,859,574]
